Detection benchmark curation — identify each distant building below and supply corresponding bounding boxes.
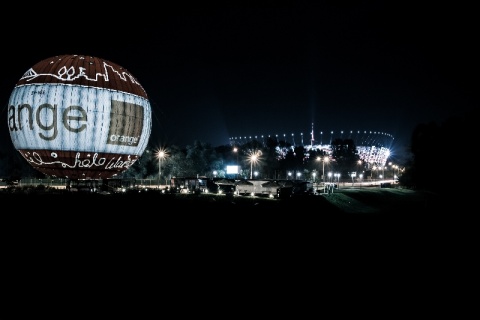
[229,127,394,168]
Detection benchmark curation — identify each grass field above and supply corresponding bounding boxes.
[1,185,447,219]
[324,187,440,213]
[1,186,471,255]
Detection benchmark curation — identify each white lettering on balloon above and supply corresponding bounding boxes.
[21,60,143,88]
[109,134,139,145]
[21,151,137,170]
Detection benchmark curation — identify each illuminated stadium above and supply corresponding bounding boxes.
[229,125,394,168]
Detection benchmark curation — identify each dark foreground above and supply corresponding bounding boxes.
[0,186,461,226]
[2,187,474,275]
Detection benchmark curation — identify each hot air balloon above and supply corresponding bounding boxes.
[7,54,152,180]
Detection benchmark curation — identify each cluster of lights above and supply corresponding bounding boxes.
[230,129,394,168]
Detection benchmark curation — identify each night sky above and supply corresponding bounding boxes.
[1,3,477,163]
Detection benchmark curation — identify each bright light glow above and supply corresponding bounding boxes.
[247,150,262,179]
[226,165,239,174]
[157,148,168,187]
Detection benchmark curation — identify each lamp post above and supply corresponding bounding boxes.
[233,147,239,178]
[157,150,166,188]
[250,154,257,179]
[248,150,260,179]
[392,164,398,181]
[316,156,329,185]
[250,155,254,179]
[322,157,329,184]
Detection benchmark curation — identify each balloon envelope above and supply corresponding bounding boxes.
[7,54,152,179]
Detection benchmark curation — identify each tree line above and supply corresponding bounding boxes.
[1,110,475,198]
[123,137,363,184]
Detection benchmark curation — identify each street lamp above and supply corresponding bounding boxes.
[250,154,256,179]
[323,157,329,184]
[248,150,261,179]
[316,156,329,184]
[392,164,398,180]
[157,149,166,188]
[233,147,239,178]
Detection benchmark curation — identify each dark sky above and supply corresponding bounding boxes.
[1,3,477,161]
